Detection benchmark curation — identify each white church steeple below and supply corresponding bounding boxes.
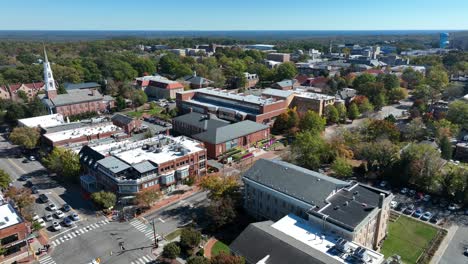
[43,46,57,99]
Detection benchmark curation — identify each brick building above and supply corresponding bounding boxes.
[8,82,45,101]
[79,135,206,197]
[144,79,184,99]
[176,88,287,125]
[111,114,142,134]
[42,121,125,148]
[39,48,114,116]
[172,112,270,159]
[0,203,30,263]
[266,53,291,62]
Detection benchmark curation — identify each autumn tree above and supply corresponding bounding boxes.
[9,126,40,149]
[135,189,161,208]
[210,252,245,264]
[90,191,116,209]
[200,174,240,200]
[5,187,34,214]
[331,157,353,178]
[363,119,400,142]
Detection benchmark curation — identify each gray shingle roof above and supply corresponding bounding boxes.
[64,82,100,90]
[49,89,103,107]
[243,159,349,209]
[275,79,294,87]
[183,75,213,86]
[172,112,230,131]
[262,88,294,98]
[230,221,341,264]
[97,156,131,173]
[133,161,157,174]
[111,113,134,125]
[193,120,269,144]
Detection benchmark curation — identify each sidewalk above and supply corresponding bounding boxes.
[429,225,458,264]
[141,186,201,218]
[204,238,218,258]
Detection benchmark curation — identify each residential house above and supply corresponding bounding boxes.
[145,79,184,99]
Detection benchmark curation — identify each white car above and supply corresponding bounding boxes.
[448,204,461,211]
[400,188,408,194]
[45,214,54,222]
[32,214,40,221]
[48,203,57,211]
[35,218,46,228]
[52,221,61,231]
[55,210,65,218]
[390,201,398,209]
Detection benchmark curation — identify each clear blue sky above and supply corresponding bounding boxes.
[2,0,467,30]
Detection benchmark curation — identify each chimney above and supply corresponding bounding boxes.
[378,193,385,208]
[90,89,95,96]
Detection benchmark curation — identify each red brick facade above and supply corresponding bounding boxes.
[204,128,270,159]
[0,220,29,263]
[54,100,110,117]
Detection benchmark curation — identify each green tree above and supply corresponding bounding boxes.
[286,108,300,130]
[0,169,11,189]
[206,196,237,229]
[292,131,329,170]
[325,105,339,124]
[116,96,126,110]
[9,127,40,149]
[387,87,408,103]
[378,73,400,90]
[402,68,424,89]
[352,73,376,90]
[28,97,48,117]
[373,92,387,111]
[131,89,148,107]
[90,191,116,209]
[336,103,347,123]
[447,100,468,130]
[5,103,26,123]
[364,119,400,142]
[180,228,202,252]
[426,67,449,93]
[440,136,453,160]
[358,98,374,114]
[299,110,326,133]
[358,139,400,171]
[275,62,297,81]
[43,147,81,181]
[272,112,289,134]
[331,157,353,178]
[17,90,29,102]
[439,166,468,199]
[32,221,43,231]
[347,103,360,120]
[187,256,210,264]
[163,242,181,259]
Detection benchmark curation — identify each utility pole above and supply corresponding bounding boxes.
[152,220,158,248]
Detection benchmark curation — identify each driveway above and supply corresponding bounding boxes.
[439,224,468,264]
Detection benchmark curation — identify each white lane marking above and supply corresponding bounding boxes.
[158,217,165,223]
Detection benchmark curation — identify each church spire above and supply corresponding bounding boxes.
[43,45,57,100]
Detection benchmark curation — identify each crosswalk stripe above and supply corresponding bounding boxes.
[71,233,76,238]
[141,255,150,262]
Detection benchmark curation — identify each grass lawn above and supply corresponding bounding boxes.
[381,215,438,263]
[211,241,230,256]
[126,110,143,118]
[164,229,182,241]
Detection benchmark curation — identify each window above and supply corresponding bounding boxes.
[1,234,19,245]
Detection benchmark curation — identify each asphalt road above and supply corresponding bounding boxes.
[439,225,468,264]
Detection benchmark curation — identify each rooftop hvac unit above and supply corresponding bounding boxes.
[334,238,350,253]
[353,247,369,262]
[154,148,162,153]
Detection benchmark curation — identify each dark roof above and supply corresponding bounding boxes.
[64,82,100,90]
[42,89,104,107]
[243,159,349,209]
[230,221,340,264]
[183,75,213,86]
[172,112,229,131]
[133,161,157,174]
[97,156,131,173]
[274,79,295,88]
[79,145,105,169]
[111,113,134,125]
[42,122,89,134]
[193,120,269,144]
[312,184,390,231]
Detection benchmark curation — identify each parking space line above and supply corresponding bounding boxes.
[158,217,165,223]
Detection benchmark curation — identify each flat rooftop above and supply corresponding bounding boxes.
[313,184,389,231]
[191,88,279,106]
[91,135,204,166]
[0,203,23,230]
[272,214,384,264]
[293,87,336,100]
[18,113,65,128]
[44,122,122,143]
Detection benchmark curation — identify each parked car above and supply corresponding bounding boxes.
[400,188,409,194]
[404,204,415,215]
[55,210,65,218]
[430,214,441,224]
[29,156,35,161]
[464,247,468,256]
[448,204,461,211]
[18,175,29,181]
[379,181,388,188]
[25,180,33,187]
[39,194,49,203]
[32,214,40,221]
[413,208,423,218]
[45,214,54,222]
[62,204,71,212]
[70,213,79,221]
[52,221,61,231]
[423,195,431,202]
[390,201,398,209]
[48,203,57,211]
[421,211,432,221]
[396,203,407,212]
[35,218,46,228]
[409,189,416,196]
[63,217,73,227]
[31,186,39,194]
